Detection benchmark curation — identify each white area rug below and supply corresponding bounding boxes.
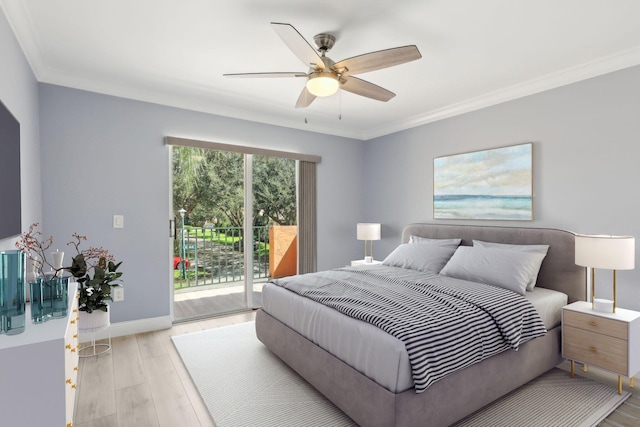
[172,321,630,427]
[453,368,630,427]
[172,321,356,427]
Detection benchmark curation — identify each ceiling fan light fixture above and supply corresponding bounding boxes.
[306,72,339,97]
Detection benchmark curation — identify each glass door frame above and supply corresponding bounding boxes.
[166,136,320,321]
[243,153,255,309]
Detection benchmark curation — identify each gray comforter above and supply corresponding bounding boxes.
[271,266,547,393]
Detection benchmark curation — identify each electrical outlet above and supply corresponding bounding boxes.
[112,286,124,302]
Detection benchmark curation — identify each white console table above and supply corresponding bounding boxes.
[0,284,79,427]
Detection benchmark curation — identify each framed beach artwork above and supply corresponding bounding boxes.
[433,142,533,220]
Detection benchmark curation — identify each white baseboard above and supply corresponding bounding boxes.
[82,315,172,341]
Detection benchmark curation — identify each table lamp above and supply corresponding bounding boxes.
[357,223,381,263]
[575,234,635,313]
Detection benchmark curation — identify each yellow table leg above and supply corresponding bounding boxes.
[571,360,575,378]
[618,376,622,395]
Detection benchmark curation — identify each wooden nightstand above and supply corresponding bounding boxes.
[350,259,383,267]
[562,301,640,394]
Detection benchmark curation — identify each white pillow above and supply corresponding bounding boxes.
[408,235,462,248]
[383,244,457,274]
[472,240,549,291]
[439,246,547,296]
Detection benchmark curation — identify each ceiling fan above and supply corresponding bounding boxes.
[223,22,422,108]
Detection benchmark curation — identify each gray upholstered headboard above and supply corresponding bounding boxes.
[402,223,587,303]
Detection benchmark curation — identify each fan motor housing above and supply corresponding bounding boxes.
[313,33,336,53]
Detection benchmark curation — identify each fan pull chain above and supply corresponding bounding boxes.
[339,90,342,120]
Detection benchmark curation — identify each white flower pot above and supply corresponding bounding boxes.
[78,306,110,332]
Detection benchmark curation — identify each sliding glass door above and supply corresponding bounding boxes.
[171,146,297,322]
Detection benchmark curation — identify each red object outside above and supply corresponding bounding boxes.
[173,256,190,269]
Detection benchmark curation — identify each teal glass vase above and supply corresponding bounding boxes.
[30,275,69,324]
[0,250,26,335]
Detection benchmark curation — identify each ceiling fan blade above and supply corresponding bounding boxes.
[340,76,395,102]
[334,45,421,76]
[223,72,307,78]
[295,87,317,108]
[271,22,325,69]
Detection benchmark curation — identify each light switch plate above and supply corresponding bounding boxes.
[113,215,124,228]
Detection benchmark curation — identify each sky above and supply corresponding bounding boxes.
[433,143,532,196]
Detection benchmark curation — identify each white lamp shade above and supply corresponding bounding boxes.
[575,234,635,270]
[357,223,381,241]
[306,72,339,97]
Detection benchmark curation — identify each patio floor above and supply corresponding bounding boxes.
[173,281,265,323]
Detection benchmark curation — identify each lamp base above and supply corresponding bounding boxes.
[593,298,614,313]
[364,256,373,264]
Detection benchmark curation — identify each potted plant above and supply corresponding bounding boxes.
[66,232,123,330]
[16,224,124,325]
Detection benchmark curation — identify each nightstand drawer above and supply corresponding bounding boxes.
[564,325,628,375]
[564,309,627,340]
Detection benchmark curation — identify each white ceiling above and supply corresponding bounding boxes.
[3,0,640,140]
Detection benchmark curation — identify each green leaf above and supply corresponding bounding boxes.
[67,254,88,278]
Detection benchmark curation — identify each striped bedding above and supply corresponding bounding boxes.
[271,266,547,393]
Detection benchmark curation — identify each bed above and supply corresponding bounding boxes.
[255,224,586,427]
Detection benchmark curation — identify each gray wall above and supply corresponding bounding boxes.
[38,84,365,323]
[366,65,640,311]
[0,8,41,252]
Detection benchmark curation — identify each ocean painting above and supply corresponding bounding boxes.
[433,143,533,220]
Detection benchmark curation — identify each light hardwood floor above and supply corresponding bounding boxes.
[74,312,638,427]
[74,310,256,427]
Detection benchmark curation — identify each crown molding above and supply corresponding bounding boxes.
[32,45,640,142]
[363,46,640,140]
[0,1,47,79]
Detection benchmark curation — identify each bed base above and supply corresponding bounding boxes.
[256,224,585,426]
[256,309,563,427]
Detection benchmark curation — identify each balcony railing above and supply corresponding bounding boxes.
[174,225,270,289]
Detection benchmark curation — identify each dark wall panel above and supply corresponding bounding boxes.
[0,99,21,239]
